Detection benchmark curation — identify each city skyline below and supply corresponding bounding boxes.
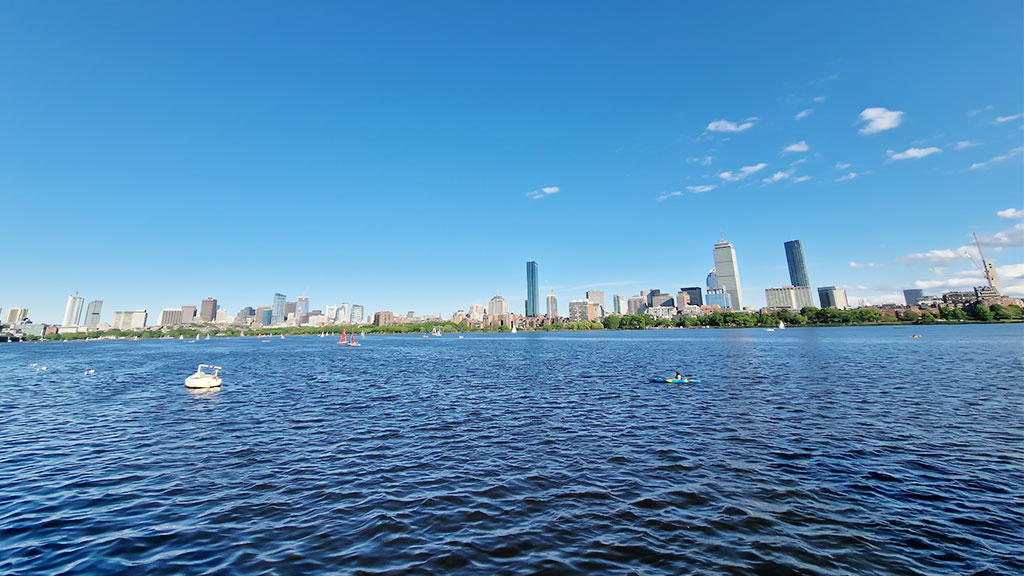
[2,3,1022,322]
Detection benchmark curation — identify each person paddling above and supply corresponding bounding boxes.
[675,371,683,380]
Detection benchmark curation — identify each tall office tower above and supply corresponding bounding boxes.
[679,287,703,307]
[525,261,539,317]
[112,310,148,330]
[784,240,810,287]
[468,304,485,321]
[817,286,850,310]
[84,300,103,328]
[199,298,218,322]
[613,294,627,315]
[488,292,509,317]
[337,303,350,324]
[5,307,28,325]
[713,241,743,310]
[159,308,183,325]
[349,304,364,324]
[271,293,287,325]
[984,259,1001,294]
[546,293,558,318]
[235,307,255,324]
[296,297,310,323]
[326,305,339,323]
[903,289,924,307]
[706,269,718,291]
[255,306,272,326]
[705,288,732,309]
[285,301,296,320]
[63,294,85,327]
[586,290,606,310]
[627,296,646,315]
[181,305,197,324]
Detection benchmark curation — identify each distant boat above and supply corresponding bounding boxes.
[431,327,442,337]
[205,334,210,340]
[339,329,347,345]
[348,333,361,347]
[765,328,775,332]
[459,326,464,339]
[185,364,222,389]
[423,328,429,338]
[779,320,785,330]
[280,334,285,339]
[179,335,183,340]
[511,321,517,334]
[361,331,365,339]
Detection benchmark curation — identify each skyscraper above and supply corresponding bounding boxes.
[784,240,810,287]
[5,308,28,325]
[817,286,850,310]
[903,289,924,307]
[488,292,509,317]
[63,294,84,327]
[546,292,558,318]
[586,290,605,310]
[200,298,218,323]
[613,294,627,315]
[84,300,103,328]
[296,296,310,323]
[525,261,539,317]
[984,259,1001,294]
[181,305,197,324]
[271,293,286,325]
[713,241,743,310]
[706,269,718,291]
[349,304,364,324]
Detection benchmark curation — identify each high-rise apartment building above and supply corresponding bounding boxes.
[271,293,286,325]
[784,240,810,287]
[159,308,184,325]
[63,294,85,327]
[817,286,850,310]
[112,310,147,330]
[568,300,594,322]
[679,287,703,307]
[84,300,103,328]
[586,290,606,310]
[487,293,509,317]
[613,294,627,315]
[181,305,197,324]
[349,304,364,324]
[765,286,814,310]
[373,311,394,326]
[713,241,743,310]
[525,261,539,317]
[200,298,218,323]
[627,296,646,315]
[4,308,28,325]
[546,293,558,318]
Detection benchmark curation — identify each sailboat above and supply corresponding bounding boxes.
[459,326,464,339]
[360,331,365,339]
[510,320,517,334]
[205,334,210,340]
[431,326,442,337]
[348,333,361,347]
[339,329,346,344]
[778,320,786,330]
[423,328,429,338]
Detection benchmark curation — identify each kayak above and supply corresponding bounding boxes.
[650,378,700,384]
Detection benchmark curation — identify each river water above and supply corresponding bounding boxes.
[1,325,1021,574]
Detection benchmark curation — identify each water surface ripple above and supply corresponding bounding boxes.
[1,325,1022,574]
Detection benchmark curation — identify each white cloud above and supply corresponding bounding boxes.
[888,146,942,160]
[812,96,826,103]
[706,118,757,133]
[719,163,767,182]
[850,261,880,268]
[968,105,993,117]
[858,107,905,134]
[656,191,682,201]
[790,158,807,166]
[526,186,559,199]
[784,141,809,153]
[686,185,716,193]
[687,155,714,166]
[995,113,1023,123]
[998,263,1024,279]
[835,161,851,170]
[913,276,984,290]
[895,249,960,266]
[968,147,1024,171]
[835,172,858,182]
[955,140,980,150]
[997,208,1024,219]
[795,109,814,120]
[793,176,812,183]
[762,170,792,184]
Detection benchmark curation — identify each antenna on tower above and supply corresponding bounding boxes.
[720,229,725,242]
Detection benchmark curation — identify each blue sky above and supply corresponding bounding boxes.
[2,2,1022,323]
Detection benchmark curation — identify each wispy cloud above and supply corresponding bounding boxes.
[526,186,559,199]
[995,113,1023,123]
[895,249,960,266]
[812,96,827,103]
[795,109,814,120]
[686,185,716,193]
[968,105,993,117]
[790,158,807,166]
[687,155,714,166]
[968,146,1024,171]
[706,118,757,133]
[997,208,1024,219]
[835,161,851,170]
[850,261,880,268]
[858,107,905,134]
[656,191,682,201]
[762,170,793,184]
[719,163,767,182]
[836,172,858,182]
[783,141,809,153]
[793,175,812,183]
[888,146,942,160]
[955,140,981,150]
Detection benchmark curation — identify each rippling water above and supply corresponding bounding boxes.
[1,325,1022,574]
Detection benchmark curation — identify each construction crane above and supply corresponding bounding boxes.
[962,232,994,287]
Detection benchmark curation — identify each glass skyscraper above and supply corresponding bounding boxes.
[525,261,539,317]
[784,240,810,287]
[271,293,286,325]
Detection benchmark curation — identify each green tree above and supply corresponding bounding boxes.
[920,311,937,324]
[989,304,1012,320]
[971,305,994,321]
[603,315,622,330]
[946,308,968,321]
[902,310,919,323]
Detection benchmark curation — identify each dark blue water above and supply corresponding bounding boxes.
[1,325,1022,575]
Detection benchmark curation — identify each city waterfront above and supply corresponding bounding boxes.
[2,325,1021,574]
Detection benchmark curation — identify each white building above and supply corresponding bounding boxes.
[216,309,231,324]
[817,286,850,310]
[112,310,148,330]
[765,286,814,310]
[713,241,743,310]
[468,304,485,321]
[5,307,28,325]
[487,293,509,317]
[613,294,627,315]
[644,306,677,319]
[545,293,558,319]
[63,294,85,327]
[84,300,103,328]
